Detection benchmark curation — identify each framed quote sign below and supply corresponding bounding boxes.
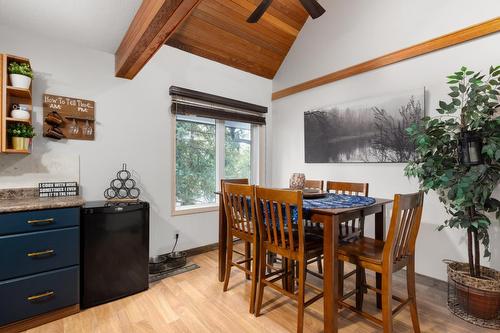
[43,94,95,140]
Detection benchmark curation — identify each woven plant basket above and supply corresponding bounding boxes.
[445,260,500,328]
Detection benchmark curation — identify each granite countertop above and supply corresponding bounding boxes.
[0,188,85,213]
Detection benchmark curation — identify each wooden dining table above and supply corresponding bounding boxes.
[216,191,392,332]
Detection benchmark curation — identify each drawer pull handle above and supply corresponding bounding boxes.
[27,291,55,302]
[27,249,55,257]
[27,218,54,225]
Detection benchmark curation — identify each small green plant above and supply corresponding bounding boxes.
[8,62,33,78]
[405,65,500,278]
[7,123,36,138]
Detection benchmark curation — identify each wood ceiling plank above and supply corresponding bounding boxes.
[211,0,296,46]
[244,0,308,31]
[115,0,201,79]
[172,15,282,71]
[195,1,289,56]
[168,37,276,79]
[230,0,300,36]
[272,17,500,100]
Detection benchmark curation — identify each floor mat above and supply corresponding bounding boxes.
[149,263,200,283]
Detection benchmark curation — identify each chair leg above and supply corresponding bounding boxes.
[255,243,267,317]
[407,258,421,333]
[337,261,344,297]
[245,241,251,280]
[316,256,323,274]
[223,238,233,292]
[282,257,289,290]
[266,252,274,274]
[296,259,306,333]
[355,266,364,310]
[381,271,393,333]
[249,240,259,314]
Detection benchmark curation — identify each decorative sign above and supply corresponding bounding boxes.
[43,94,95,141]
[39,182,79,197]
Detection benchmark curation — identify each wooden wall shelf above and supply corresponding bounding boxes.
[5,117,30,123]
[6,86,31,99]
[0,54,33,154]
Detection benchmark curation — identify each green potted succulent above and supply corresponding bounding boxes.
[405,65,500,325]
[7,123,35,150]
[8,61,33,89]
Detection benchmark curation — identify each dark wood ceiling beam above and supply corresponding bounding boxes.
[115,0,201,79]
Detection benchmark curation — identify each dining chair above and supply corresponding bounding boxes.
[303,179,324,273]
[304,179,324,190]
[222,183,258,314]
[325,181,369,301]
[254,187,323,333]
[220,178,251,279]
[337,191,424,333]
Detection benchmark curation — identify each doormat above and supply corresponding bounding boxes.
[149,263,200,283]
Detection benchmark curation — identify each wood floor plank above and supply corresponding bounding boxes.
[23,246,493,333]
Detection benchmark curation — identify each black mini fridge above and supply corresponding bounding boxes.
[80,201,149,309]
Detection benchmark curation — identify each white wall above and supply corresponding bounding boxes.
[272,0,500,281]
[0,24,272,255]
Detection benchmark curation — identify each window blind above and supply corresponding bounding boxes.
[169,86,267,125]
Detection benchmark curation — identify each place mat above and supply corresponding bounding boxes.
[300,193,376,220]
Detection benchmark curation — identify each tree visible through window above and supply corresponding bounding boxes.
[225,121,251,180]
[175,116,216,207]
[175,116,255,210]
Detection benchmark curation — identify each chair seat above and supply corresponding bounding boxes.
[263,233,323,260]
[337,237,385,266]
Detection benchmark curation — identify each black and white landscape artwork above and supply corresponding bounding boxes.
[304,89,424,163]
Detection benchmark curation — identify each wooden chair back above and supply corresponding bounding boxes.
[304,179,324,190]
[326,181,369,240]
[255,187,304,257]
[326,181,369,196]
[223,183,256,238]
[220,178,249,190]
[383,191,424,268]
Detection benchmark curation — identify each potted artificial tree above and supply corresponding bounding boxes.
[405,65,500,325]
[7,123,35,150]
[8,61,33,89]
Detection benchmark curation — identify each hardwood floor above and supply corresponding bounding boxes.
[24,246,491,333]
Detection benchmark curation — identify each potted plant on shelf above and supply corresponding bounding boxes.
[8,61,33,89]
[7,123,35,150]
[405,65,500,326]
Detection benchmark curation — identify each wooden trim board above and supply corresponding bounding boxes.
[272,17,500,101]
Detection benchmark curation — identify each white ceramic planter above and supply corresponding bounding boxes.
[9,74,31,89]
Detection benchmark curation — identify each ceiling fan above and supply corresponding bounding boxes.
[247,0,326,23]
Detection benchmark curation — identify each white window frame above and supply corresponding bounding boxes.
[171,114,263,216]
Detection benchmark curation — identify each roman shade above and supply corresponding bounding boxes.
[169,86,267,125]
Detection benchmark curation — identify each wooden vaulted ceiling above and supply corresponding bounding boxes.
[166,0,309,79]
[115,0,309,80]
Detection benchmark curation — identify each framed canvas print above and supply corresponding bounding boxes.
[304,89,425,163]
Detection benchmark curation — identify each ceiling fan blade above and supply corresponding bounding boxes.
[298,0,326,19]
[247,0,273,23]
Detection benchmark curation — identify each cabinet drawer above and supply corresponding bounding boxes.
[0,207,79,236]
[0,266,79,326]
[0,227,79,281]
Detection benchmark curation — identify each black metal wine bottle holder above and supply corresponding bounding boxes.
[104,163,141,201]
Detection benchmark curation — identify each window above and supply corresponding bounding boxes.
[225,121,252,180]
[174,115,258,214]
[175,115,216,208]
